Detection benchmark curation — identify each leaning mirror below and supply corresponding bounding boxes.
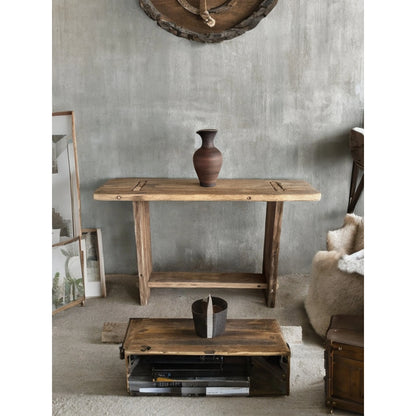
[52,111,85,314]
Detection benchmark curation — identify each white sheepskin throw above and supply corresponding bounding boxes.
[304,214,364,338]
[338,249,364,275]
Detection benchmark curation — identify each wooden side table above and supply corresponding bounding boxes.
[94,178,320,307]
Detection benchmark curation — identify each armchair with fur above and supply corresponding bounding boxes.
[304,214,364,338]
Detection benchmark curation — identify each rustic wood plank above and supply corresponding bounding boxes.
[102,322,128,343]
[133,201,152,305]
[122,318,290,356]
[94,178,321,202]
[149,272,267,289]
[263,201,284,307]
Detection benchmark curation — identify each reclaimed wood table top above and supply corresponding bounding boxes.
[122,318,290,356]
[93,178,321,202]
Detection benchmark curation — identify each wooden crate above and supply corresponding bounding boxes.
[120,318,290,396]
[325,315,364,414]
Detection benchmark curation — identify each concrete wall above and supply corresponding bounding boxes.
[52,0,364,275]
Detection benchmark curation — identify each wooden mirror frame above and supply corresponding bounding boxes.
[139,0,279,43]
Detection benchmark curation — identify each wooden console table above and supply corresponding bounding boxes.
[94,178,320,307]
[120,318,291,396]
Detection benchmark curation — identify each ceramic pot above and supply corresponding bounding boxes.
[193,129,222,187]
[192,296,228,338]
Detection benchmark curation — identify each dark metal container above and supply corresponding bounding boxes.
[192,296,227,338]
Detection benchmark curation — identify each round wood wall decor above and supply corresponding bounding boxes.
[138,0,279,43]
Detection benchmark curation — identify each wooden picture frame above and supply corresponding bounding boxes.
[81,228,107,298]
[139,0,279,43]
[52,111,85,314]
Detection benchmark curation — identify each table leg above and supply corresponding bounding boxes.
[262,201,284,307]
[133,201,152,305]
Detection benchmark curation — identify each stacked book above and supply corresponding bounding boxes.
[128,355,250,396]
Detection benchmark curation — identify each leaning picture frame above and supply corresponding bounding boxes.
[81,228,107,298]
[52,111,85,314]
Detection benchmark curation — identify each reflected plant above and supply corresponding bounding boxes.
[60,245,84,302]
[52,272,63,308]
[65,275,84,301]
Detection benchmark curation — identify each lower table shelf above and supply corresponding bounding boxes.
[120,318,290,397]
[148,272,267,289]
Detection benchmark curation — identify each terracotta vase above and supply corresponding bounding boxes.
[193,129,222,187]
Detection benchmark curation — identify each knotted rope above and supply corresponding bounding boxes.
[176,0,237,28]
[199,0,216,27]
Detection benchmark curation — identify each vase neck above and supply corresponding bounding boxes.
[197,130,217,148]
[202,137,215,148]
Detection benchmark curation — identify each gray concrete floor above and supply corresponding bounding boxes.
[52,274,353,415]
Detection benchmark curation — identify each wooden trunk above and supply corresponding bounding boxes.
[325,315,364,414]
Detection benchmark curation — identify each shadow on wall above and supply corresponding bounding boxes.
[312,131,351,169]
